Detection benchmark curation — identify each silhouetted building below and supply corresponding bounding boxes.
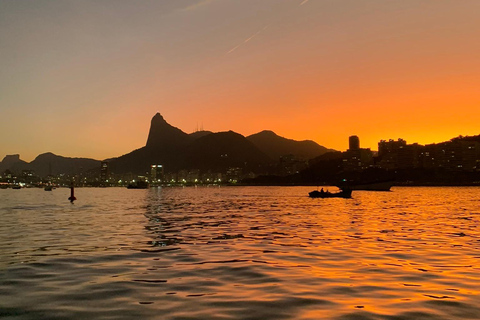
[100,161,109,182]
[349,135,360,151]
[177,170,188,183]
[279,154,308,176]
[378,139,406,157]
[3,170,13,179]
[420,140,480,171]
[460,140,480,171]
[22,170,34,177]
[378,139,407,169]
[376,136,480,172]
[397,143,422,169]
[187,169,200,183]
[201,171,223,183]
[226,167,243,183]
[150,164,164,182]
[343,136,373,171]
[164,172,177,183]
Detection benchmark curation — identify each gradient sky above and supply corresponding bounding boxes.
[1,0,479,162]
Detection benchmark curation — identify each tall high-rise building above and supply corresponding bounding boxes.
[100,161,108,182]
[349,135,360,151]
[150,165,164,182]
[343,135,374,171]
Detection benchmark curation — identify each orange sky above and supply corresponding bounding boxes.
[1,0,479,161]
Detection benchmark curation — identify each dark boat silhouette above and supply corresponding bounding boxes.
[127,181,149,189]
[309,188,352,198]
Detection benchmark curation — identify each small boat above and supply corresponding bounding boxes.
[126,181,149,189]
[44,185,53,191]
[12,185,22,189]
[309,188,352,198]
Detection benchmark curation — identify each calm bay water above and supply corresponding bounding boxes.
[0,186,479,320]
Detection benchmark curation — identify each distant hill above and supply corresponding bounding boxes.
[108,113,271,174]
[247,130,334,160]
[28,153,101,177]
[185,131,271,171]
[1,113,337,177]
[0,154,27,173]
[189,130,213,141]
[0,153,100,177]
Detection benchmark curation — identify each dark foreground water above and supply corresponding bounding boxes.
[0,186,479,320]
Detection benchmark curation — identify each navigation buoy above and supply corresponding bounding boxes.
[68,183,76,203]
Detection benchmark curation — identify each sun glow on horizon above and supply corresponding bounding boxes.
[0,0,479,161]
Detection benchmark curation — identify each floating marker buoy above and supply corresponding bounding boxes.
[68,183,76,203]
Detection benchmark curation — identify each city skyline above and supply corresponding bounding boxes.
[1,0,479,162]
[2,111,478,165]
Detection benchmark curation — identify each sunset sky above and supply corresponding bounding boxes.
[1,0,479,162]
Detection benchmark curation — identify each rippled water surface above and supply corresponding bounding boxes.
[1,186,479,319]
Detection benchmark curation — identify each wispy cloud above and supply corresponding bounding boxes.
[300,0,310,5]
[227,25,269,54]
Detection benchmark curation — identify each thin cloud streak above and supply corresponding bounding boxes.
[227,0,308,55]
[227,25,269,54]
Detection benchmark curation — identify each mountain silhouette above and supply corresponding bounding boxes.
[146,113,190,148]
[189,130,213,141]
[0,153,100,176]
[1,113,335,177]
[107,114,342,174]
[108,114,272,174]
[109,113,193,173]
[247,130,333,160]
[29,153,101,177]
[0,154,27,173]
[185,131,271,171]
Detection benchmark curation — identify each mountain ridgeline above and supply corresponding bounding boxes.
[107,113,331,174]
[0,113,333,176]
[0,153,100,177]
[247,130,334,160]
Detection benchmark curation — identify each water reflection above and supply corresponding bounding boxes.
[0,187,479,319]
